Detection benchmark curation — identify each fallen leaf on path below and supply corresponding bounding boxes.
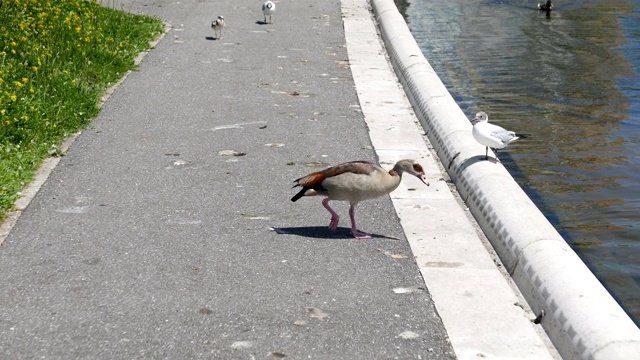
[397,331,420,339]
[230,341,253,349]
[218,150,246,156]
[199,308,213,315]
[392,287,425,294]
[307,307,328,321]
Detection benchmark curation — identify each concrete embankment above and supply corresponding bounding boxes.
[370,0,640,358]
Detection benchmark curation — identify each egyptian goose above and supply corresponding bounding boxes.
[262,0,275,24]
[211,15,225,39]
[472,111,529,160]
[291,159,429,239]
[538,0,553,11]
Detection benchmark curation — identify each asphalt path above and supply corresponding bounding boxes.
[0,0,456,358]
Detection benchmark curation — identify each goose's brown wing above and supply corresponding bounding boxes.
[294,161,376,188]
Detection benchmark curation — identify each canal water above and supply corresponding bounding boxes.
[395,0,640,323]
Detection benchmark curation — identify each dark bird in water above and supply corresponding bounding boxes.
[538,0,554,12]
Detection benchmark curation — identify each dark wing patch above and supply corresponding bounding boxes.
[294,172,326,188]
[291,171,327,202]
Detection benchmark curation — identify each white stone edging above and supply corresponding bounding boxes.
[369,0,640,359]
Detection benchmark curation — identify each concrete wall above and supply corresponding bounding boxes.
[368,0,640,358]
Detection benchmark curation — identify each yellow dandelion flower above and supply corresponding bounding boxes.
[0,78,3,84]
[10,95,17,101]
[32,66,38,72]
[15,81,23,88]
[75,26,82,32]
[22,78,28,84]
[1,110,5,116]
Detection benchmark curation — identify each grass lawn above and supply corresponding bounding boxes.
[0,0,165,221]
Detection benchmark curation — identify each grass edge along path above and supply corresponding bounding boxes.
[0,0,165,223]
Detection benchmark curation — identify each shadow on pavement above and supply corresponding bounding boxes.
[270,226,400,240]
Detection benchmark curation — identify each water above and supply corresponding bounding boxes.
[396,0,640,324]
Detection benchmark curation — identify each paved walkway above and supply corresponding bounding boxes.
[0,0,557,359]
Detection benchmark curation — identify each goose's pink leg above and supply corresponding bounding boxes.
[349,203,372,239]
[322,198,339,231]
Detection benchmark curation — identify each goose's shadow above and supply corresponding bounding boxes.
[271,226,399,240]
[205,36,220,41]
[256,20,269,25]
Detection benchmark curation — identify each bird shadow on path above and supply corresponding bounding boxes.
[255,21,269,25]
[205,36,220,41]
[270,226,400,240]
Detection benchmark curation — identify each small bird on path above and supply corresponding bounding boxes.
[211,15,225,39]
[471,111,529,161]
[291,159,429,239]
[262,0,275,23]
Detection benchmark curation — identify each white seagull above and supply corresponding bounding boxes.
[262,0,275,23]
[211,15,225,39]
[471,111,529,160]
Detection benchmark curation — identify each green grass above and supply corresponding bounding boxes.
[0,0,164,220]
